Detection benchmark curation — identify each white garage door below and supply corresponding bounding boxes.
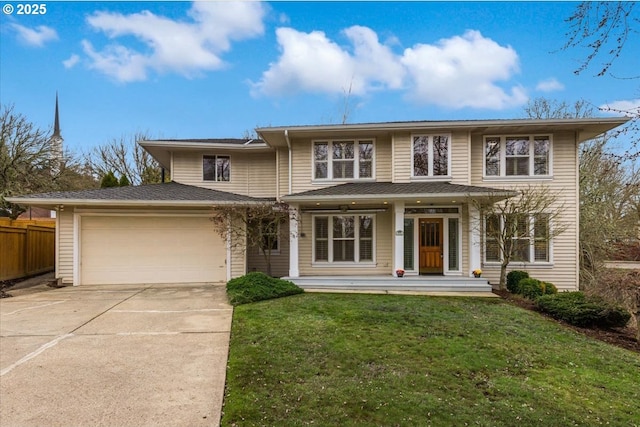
[81,216,226,285]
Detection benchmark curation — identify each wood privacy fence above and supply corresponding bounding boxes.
[0,219,55,281]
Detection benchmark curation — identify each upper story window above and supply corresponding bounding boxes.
[314,140,374,180]
[412,135,450,178]
[484,136,551,177]
[203,155,230,181]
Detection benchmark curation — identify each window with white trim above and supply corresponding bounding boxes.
[203,155,230,181]
[313,140,374,180]
[259,218,279,252]
[484,136,551,177]
[412,135,450,177]
[484,213,550,263]
[314,215,375,263]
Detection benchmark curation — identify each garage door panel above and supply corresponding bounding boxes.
[81,216,226,285]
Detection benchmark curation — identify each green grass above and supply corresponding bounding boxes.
[222,294,640,427]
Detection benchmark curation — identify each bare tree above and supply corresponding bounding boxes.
[562,2,639,159]
[210,202,294,277]
[579,138,640,281]
[524,97,595,119]
[1,104,54,218]
[85,133,163,186]
[470,185,567,290]
[563,2,638,78]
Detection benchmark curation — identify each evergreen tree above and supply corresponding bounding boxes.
[100,171,119,188]
[118,174,131,187]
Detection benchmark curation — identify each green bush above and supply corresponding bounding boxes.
[537,292,631,329]
[518,278,544,300]
[506,270,529,294]
[226,272,304,306]
[541,282,558,295]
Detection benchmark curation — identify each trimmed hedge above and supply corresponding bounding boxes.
[537,292,631,329]
[506,270,529,294]
[226,272,304,306]
[518,278,544,300]
[541,282,558,295]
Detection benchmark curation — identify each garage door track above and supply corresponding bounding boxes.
[0,283,232,427]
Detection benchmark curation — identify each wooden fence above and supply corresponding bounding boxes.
[0,219,55,281]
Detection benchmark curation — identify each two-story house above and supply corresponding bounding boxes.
[8,118,628,291]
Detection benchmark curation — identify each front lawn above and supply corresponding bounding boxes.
[222,294,640,426]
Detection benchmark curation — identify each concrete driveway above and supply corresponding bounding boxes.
[0,283,232,427]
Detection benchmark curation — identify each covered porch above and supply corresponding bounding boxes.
[283,181,515,289]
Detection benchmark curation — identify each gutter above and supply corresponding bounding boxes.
[281,190,517,203]
[4,198,269,208]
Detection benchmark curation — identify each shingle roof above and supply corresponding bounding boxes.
[283,181,516,200]
[8,182,271,206]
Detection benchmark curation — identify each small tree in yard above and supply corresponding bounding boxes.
[211,202,294,277]
[471,185,567,290]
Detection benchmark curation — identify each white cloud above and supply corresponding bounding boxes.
[253,27,526,110]
[536,78,564,92]
[63,54,80,69]
[82,1,267,82]
[11,24,58,47]
[599,99,640,117]
[401,30,526,109]
[252,26,404,97]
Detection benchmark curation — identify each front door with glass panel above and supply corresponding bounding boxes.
[419,218,443,274]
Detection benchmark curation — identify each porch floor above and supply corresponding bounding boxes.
[284,275,496,296]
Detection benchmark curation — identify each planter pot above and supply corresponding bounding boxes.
[473,273,481,278]
[396,272,404,278]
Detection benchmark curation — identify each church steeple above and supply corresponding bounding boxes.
[50,92,64,172]
[53,92,61,139]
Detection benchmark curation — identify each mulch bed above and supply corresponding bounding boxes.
[495,290,639,354]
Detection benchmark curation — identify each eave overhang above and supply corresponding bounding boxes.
[257,117,630,147]
[281,182,518,205]
[138,139,274,170]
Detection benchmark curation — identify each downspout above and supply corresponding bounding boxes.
[275,148,280,200]
[285,129,292,195]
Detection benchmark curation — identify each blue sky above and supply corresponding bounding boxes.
[1,1,638,154]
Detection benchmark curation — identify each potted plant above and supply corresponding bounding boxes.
[473,269,482,278]
[396,269,405,278]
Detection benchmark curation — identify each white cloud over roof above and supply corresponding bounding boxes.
[253,27,526,110]
[81,2,267,82]
[10,24,58,47]
[536,78,565,92]
[252,26,404,97]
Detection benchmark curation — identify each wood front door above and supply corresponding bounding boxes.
[419,218,443,274]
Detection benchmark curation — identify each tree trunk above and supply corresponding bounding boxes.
[261,247,272,277]
[499,260,509,290]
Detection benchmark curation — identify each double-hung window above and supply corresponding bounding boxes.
[412,135,450,177]
[314,215,375,263]
[203,155,230,181]
[313,140,374,180]
[484,214,550,263]
[484,136,551,177]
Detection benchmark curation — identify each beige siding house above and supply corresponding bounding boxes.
[8,118,628,291]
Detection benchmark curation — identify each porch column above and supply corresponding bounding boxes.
[289,203,300,278]
[394,201,405,274]
[469,204,481,276]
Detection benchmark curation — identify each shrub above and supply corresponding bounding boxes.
[541,282,558,295]
[226,272,304,306]
[537,292,631,329]
[518,278,544,300]
[506,270,529,294]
